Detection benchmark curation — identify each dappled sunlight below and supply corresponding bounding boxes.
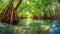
[41,25,50,30]
[26,11,32,18]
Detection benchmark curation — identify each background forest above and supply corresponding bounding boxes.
[0,0,60,18]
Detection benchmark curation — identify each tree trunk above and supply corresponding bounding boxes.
[0,0,22,25]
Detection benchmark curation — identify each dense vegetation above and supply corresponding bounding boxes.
[0,0,60,19]
[0,0,60,34]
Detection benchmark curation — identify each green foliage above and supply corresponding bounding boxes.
[0,0,60,34]
[0,0,58,17]
[0,0,9,13]
[16,0,57,17]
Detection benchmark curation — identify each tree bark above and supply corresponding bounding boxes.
[0,0,22,25]
[15,0,23,11]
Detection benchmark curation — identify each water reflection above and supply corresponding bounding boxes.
[26,18,30,28]
[50,19,59,34]
[0,19,60,34]
[19,19,60,34]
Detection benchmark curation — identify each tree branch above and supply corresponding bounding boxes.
[14,0,23,11]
